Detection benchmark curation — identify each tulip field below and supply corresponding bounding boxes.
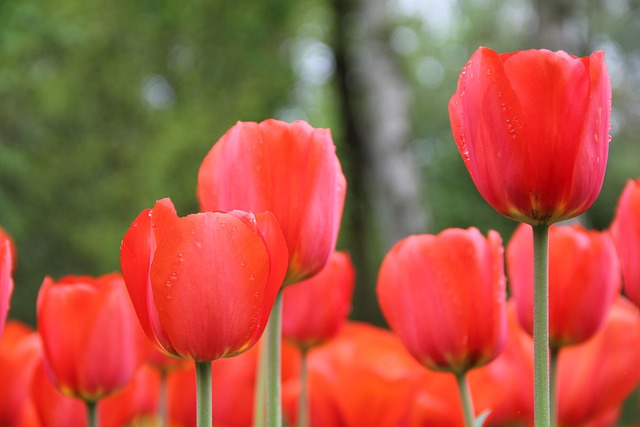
[2,44,640,427]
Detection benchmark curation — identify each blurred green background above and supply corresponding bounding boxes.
[1,0,639,338]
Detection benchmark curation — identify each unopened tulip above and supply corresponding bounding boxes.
[197,119,346,285]
[449,48,611,225]
[611,178,640,308]
[507,224,621,348]
[377,227,507,374]
[120,198,288,362]
[282,251,355,349]
[37,273,148,402]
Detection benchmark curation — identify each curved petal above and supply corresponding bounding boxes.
[120,198,178,355]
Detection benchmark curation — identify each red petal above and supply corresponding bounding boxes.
[120,199,178,355]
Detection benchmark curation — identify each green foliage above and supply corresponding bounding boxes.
[0,0,298,323]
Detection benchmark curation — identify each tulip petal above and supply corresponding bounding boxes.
[120,198,179,355]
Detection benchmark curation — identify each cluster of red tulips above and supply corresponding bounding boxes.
[0,46,638,427]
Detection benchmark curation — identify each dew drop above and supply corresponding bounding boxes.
[166,294,172,300]
[177,253,184,262]
[165,280,172,288]
[249,274,255,281]
[240,259,246,266]
[594,133,599,142]
[195,241,202,248]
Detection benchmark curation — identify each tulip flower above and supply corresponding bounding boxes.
[282,251,355,350]
[0,226,15,337]
[197,119,346,285]
[283,322,424,427]
[611,178,640,308]
[197,119,346,426]
[449,47,612,426]
[449,47,611,226]
[377,228,506,372]
[0,321,42,426]
[377,227,506,426]
[37,273,148,406]
[120,197,288,426]
[120,197,287,361]
[557,297,640,426]
[507,223,621,349]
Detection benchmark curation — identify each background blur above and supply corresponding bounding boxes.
[1,0,639,326]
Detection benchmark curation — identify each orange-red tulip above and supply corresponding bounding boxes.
[377,227,507,374]
[197,119,346,284]
[507,224,621,348]
[282,251,355,349]
[283,322,424,427]
[611,178,640,308]
[0,321,42,426]
[36,273,148,401]
[557,297,640,427]
[120,198,288,361]
[0,226,15,336]
[449,47,611,225]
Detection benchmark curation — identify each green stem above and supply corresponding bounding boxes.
[550,348,559,427]
[159,369,167,427]
[253,342,268,427]
[455,372,475,427]
[195,361,212,427]
[86,400,98,427]
[266,290,284,427]
[533,224,551,427]
[298,348,309,427]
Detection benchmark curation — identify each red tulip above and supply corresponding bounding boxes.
[282,251,355,349]
[36,273,148,401]
[377,227,507,374]
[197,119,346,285]
[283,322,424,427]
[0,226,15,336]
[557,297,640,426]
[0,321,42,426]
[449,47,611,225]
[120,198,288,361]
[507,223,621,348]
[611,178,640,308]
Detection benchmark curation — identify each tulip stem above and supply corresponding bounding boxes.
[159,369,168,427]
[86,400,98,427]
[455,372,475,427]
[533,224,551,427]
[298,348,309,427]
[195,361,212,427]
[266,290,284,427]
[253,346,267,427]
[550,348,559,427]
